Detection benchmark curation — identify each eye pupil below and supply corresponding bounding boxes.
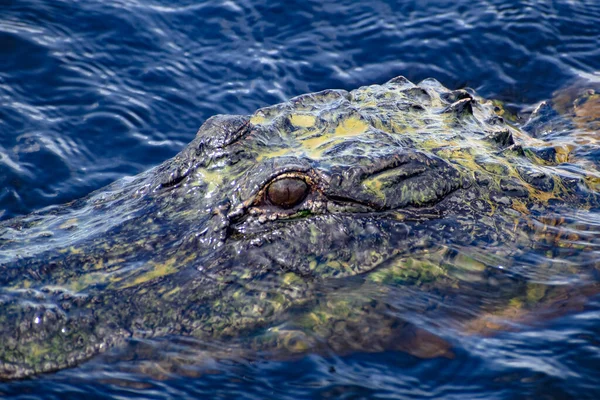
[267,178,308,208]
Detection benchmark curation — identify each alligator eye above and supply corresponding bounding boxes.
[267,178,309,209]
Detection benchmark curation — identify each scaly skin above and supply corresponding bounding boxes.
[1,76,599,379]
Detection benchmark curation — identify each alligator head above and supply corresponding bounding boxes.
[1,76,598,379]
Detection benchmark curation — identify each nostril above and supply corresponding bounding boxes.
[442,98,474,116]
[441,89,474,103]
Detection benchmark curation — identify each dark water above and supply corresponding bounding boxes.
[1,0,600,398]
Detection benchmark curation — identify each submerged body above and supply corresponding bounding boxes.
[1,76,599,379]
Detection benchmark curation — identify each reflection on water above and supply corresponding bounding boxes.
[1,0,600,398]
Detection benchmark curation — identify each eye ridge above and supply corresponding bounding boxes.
[267,177,309,209]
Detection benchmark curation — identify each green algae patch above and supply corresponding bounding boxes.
[368,256,445,285]
[111,257,179,289]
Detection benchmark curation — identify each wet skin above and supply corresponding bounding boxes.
[1,76,599,379]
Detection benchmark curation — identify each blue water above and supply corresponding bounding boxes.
[1,0,600,398]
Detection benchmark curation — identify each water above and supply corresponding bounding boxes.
[1,0,600,398]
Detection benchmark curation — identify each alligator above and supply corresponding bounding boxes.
[1,76,599,380]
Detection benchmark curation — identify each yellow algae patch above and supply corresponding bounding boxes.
[59,246,85,255]
[162,286,182,299]
[358,100,378,109]
[368,255,445,285]
[334,117,368,136]
[491,100,506,117]
[8,279,33,291]
[198,169,223,186]
[68,246,84,255]
[297,117,370,159]
[488,99,520,122]
[524,176,567,203]
[197,168,224,185]
[298,134,332,156]
[307,252,363,277]
[438,148,487,176]
[420,138,451,151]
[289,114,316,128]
[369,118,389,133]
[437,146,562,205]
[279,330,311,352]
[526,283,547,303]
[554,145,572,164]
[511,199,530,215]
[86,258,105,271]
[26,343,50,360]
[256,147,293,162]
[362,175,383,196]
[323,259,350,273]
[527,188,557,204]
[388,119,418,134]
[115,257,179,289]
[282,272,302,286]
[59,270,113,292]
[181,253,198,266]
[584,175,600,192]
[196,168,226,196]
[480,161,508,176]
[250,114,267,125]
[59,218,78,230]
[362,168,409,202]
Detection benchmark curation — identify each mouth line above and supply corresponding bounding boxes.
[225,198,450,242]
[326,194,387,210]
